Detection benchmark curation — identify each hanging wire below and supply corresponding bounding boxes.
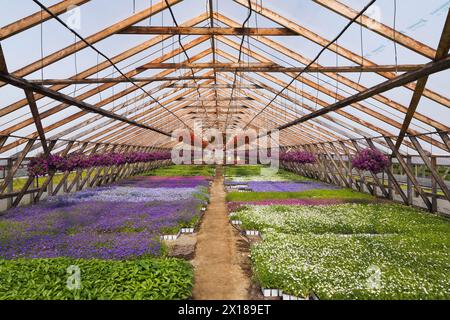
[243,0,377,129]
[32,0,189,133]
[356,15,365,86]
[163,0,208,121]
[96,52,103,101]
[335,39,339,103]
[393,0,399,74]
[73,34,78,97]
[149,0,153,25]
[133,0,136,14]
[40,9,44,81]
[224,0,253,129]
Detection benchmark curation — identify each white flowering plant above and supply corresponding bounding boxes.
[252,231,450,300]
[235,203,450,299]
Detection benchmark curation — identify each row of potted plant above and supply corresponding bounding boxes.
[27,151,171,177]
[280,151,316,164]
[281,148,390,173]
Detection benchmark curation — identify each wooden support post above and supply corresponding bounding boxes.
[12,140,56,207]
[35,141,74,201]
[385,137,432,210]
[0,139,36,193]
[407,155,413,205]
[431,156,438,212]
[409,136,450,203]
[5,158,13,209]
[24,89,49,154]
[438,131,450,152]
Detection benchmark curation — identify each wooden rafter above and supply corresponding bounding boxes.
[0,0,183,86]
[214,13,449,133]
[394,10,450,151]
[119,26,298,36]
[275,56,450,133]
[0,72,171,137]
[233,0,450,109]
[27,76,214,85]
[138,62,423,73]
[24,89,49,154]
[0,12,209,118]
[0,0,91,41]
[312,0,437,59]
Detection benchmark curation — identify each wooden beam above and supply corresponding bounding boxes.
[3,0,183,84]
[119,26,299,35]
[385,137,432,211]
[215,40,443,151]
[276,55,450,132]
[0,0,91,41]
[138,62,277,70]
[27,76,214,85]
[215,13,449,133]
[409,136,450,202]
[0,72,171,137]
[177,96,253,101]
[24,89,49,154]
[138,62,422,73]
[313,0,436,59]
[438,131,450,152]
[0,12,209,118]
[0,139,36,194]
[0,43,8,73]
[168,83,262,89]
[394,10,450,151]
[12,140,57,207]
[232,0,450,108]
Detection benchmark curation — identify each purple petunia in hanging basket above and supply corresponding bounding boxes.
[280,151,316,164]
[352,148,390,173]
[27,151,171,177]
[27,156,49,177]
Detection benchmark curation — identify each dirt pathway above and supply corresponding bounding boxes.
[192,167,250,300]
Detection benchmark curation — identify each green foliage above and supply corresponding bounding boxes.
[226,188,374,202]
[0,257,193,300]
[224,165,262,176]
[144,165,215,177]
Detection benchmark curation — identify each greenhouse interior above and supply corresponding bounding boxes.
[0,0,449,303]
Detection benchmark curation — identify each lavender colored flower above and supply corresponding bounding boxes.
[0,175,206,260]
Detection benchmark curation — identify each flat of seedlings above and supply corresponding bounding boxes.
[192,167,250,300]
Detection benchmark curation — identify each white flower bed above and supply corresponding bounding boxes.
[236,203,450,300]
[252,231,450,300]
[230,203,450,236]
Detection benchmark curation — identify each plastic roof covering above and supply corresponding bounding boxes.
[0,0,449,158]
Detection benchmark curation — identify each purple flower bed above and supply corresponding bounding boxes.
[115,176,210,189]
[0,176,209,260]
[227,199,347,212]
[245,181,340,192]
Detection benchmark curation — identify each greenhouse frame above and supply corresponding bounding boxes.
[0,0,449,303]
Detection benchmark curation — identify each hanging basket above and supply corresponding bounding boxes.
[27,151,171,177]
[352,148,389,173]
[280,151,316,164]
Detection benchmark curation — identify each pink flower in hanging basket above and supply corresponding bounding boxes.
[280,151,316,164]
[352,148,390,173]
